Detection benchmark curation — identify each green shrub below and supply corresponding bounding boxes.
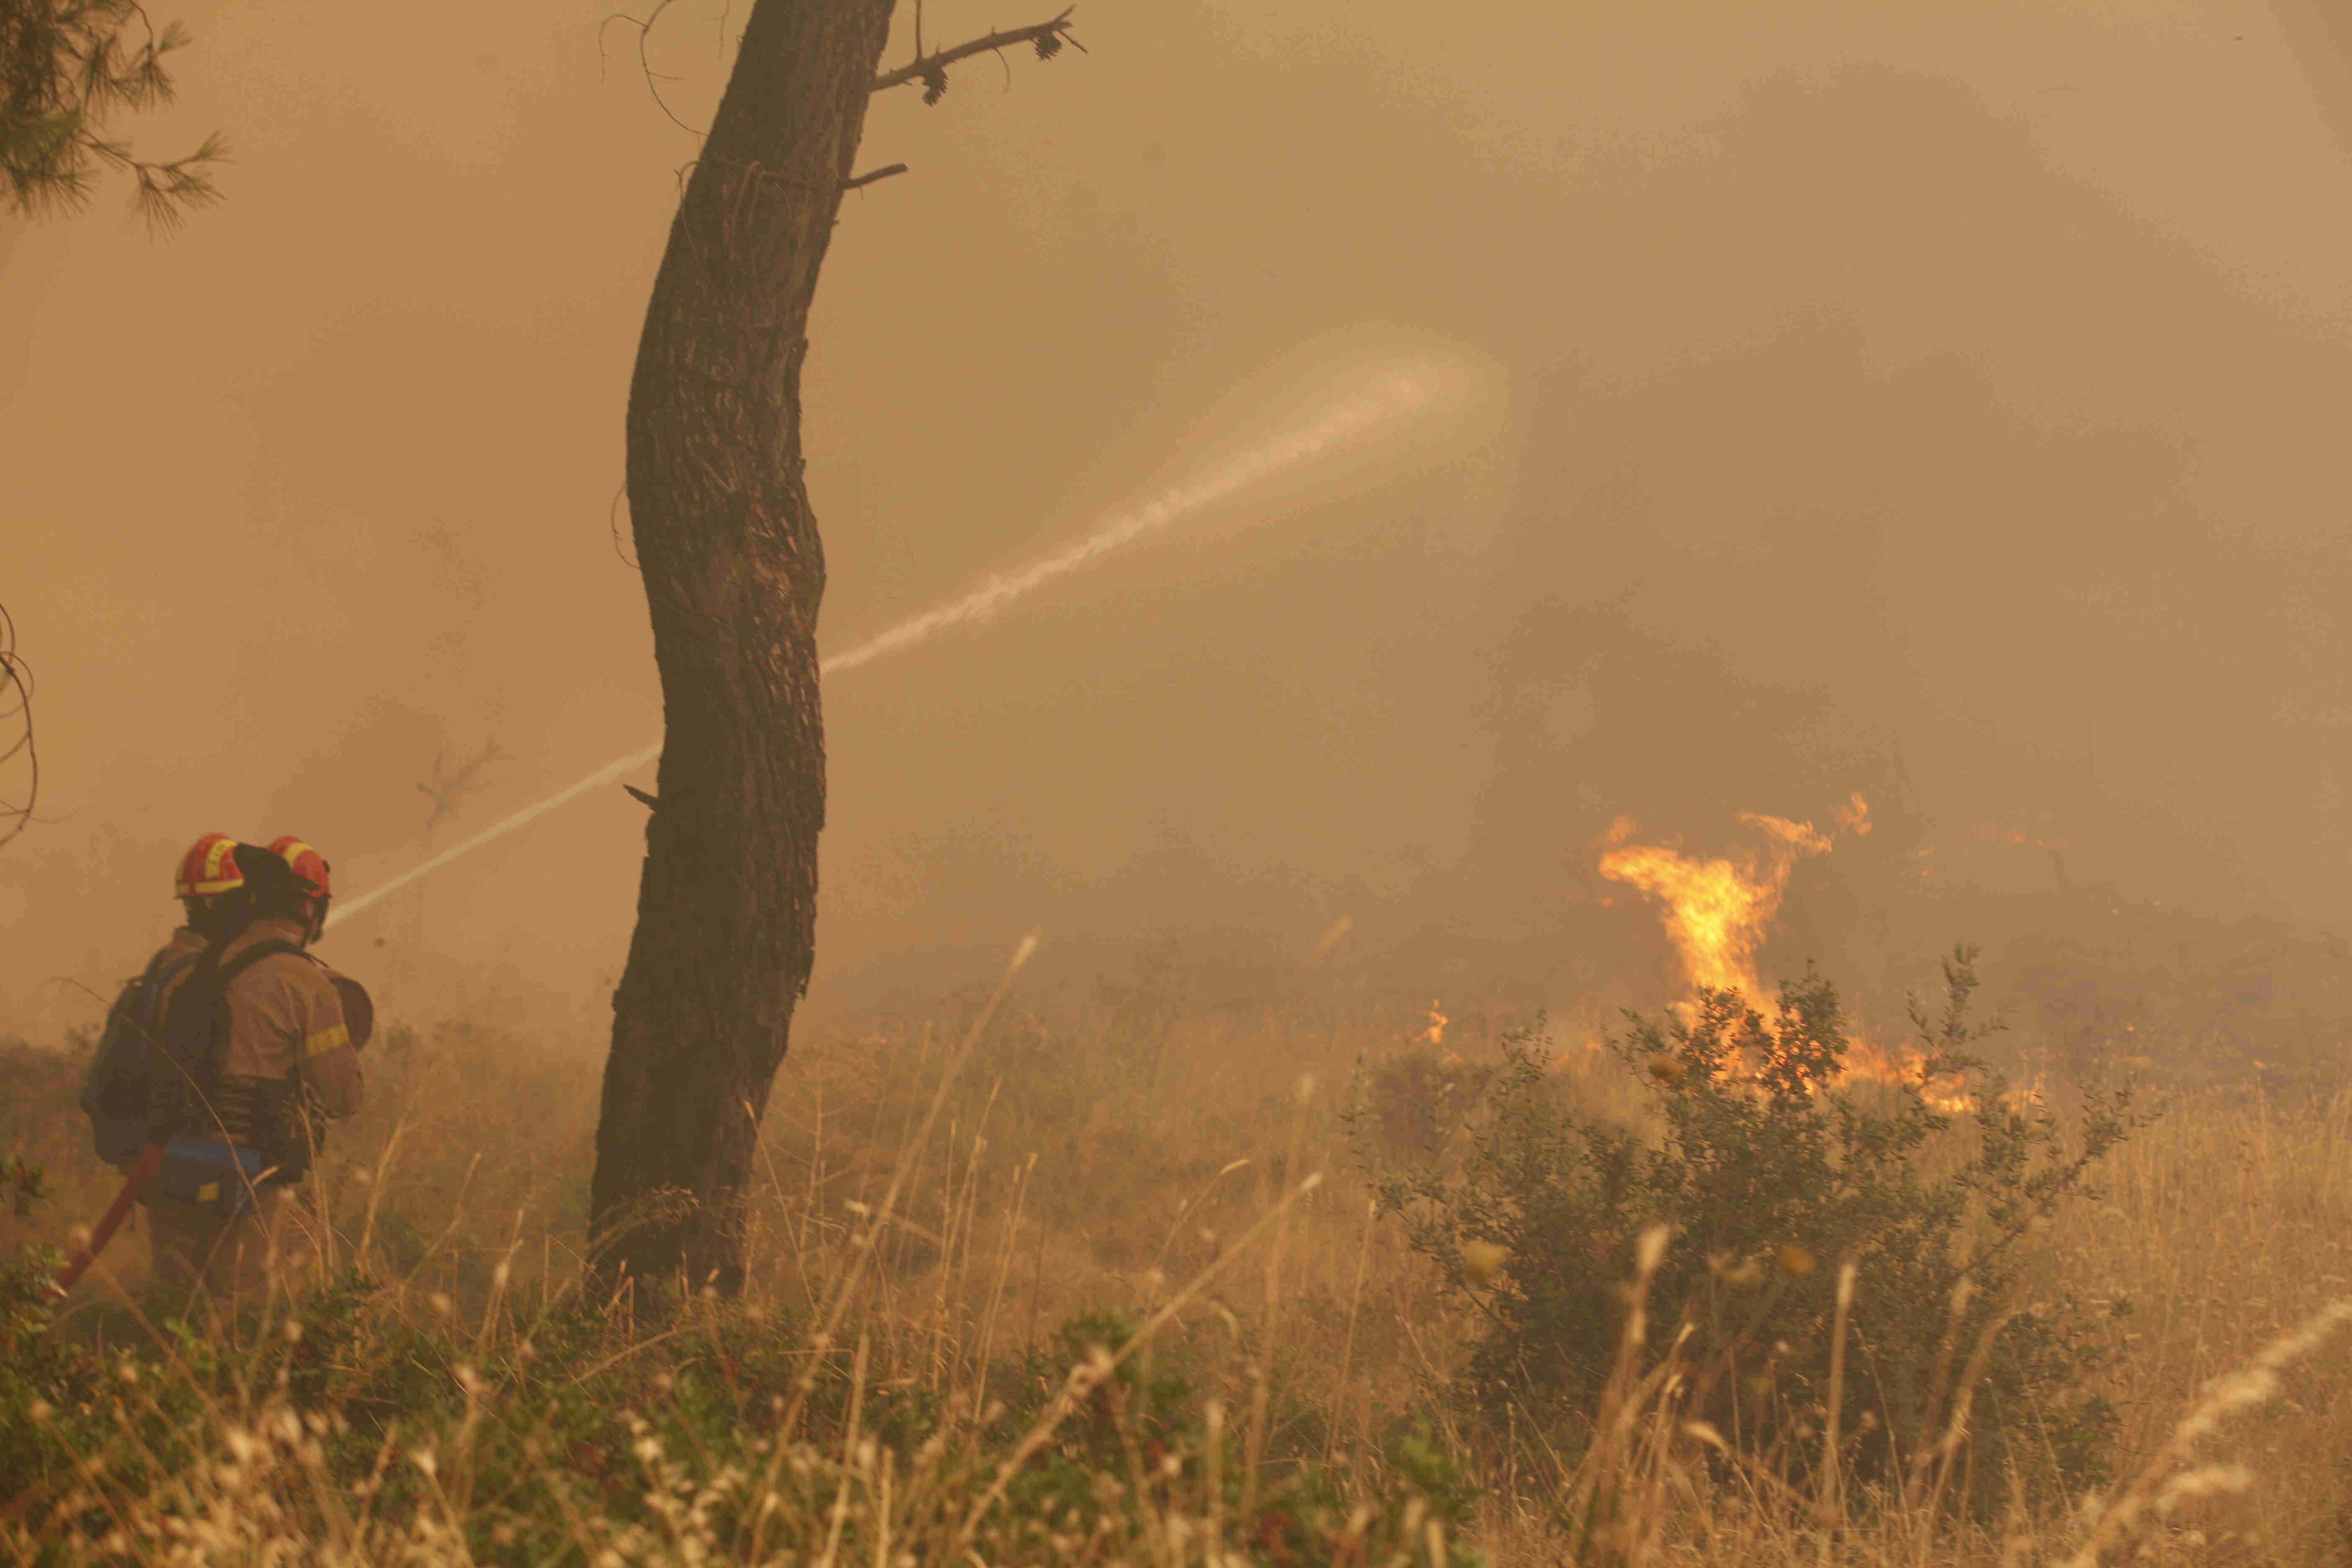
[1359,945,2141,1516]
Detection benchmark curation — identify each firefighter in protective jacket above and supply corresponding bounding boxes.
[144,836,368,1298]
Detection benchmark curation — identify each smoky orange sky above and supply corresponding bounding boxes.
[5,0,2350,1038]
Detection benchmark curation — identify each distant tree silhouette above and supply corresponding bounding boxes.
[410,739,504,940]
[417,740,505,838]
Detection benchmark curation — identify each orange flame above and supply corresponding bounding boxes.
[1832,792,1872,837]
[1599,796,2014,1114]
[1598,810,1837,998]
[1838,1036,1974,1113]
[1835,1033,2047,1114]
[1415,1000,1448,1048]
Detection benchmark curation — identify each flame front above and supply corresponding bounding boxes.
[1840,1036,1973,1113]
[1597,811,1833,998]
[1595,796,2004,1114]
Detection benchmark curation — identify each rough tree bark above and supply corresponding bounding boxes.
[590,0,1081,1297]
[592,0,896,1296]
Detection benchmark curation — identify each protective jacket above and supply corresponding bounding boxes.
[152,916,364,1186]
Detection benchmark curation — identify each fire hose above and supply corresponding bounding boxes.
[49,1145,162,1297]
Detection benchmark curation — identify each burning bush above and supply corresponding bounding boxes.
[1362,945,2144,1516]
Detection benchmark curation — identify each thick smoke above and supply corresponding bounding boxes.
[4,1,2347,1039]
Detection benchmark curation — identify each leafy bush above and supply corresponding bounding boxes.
[1360,945,2141,1516]
[1353,1049,1496,1163]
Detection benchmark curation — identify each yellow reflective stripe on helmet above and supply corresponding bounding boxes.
[301,1023,351,1059]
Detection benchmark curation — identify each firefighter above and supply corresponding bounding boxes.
[78,834,242,1168]
[144,836,367,1302]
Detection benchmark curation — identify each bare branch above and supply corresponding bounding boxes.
[0,601,38,848]
[600,0,703,137]
[610,481,640,570]
[872,7,1081,103]
[842,162,909,191]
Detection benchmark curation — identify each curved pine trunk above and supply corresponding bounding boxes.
[592,0,896,1296]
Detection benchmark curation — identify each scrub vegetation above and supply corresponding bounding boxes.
[5,942,2352,1566]
[1363,950,2146,1522]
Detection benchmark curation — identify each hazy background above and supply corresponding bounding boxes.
[5,0,2349,1042]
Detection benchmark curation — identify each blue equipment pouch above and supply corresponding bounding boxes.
[155,1138,266,1219]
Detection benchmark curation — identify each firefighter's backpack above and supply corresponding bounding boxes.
[79,945,204,1167]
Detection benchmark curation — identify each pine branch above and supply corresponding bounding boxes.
[872,8,1081,105]
[1,0,225,233]
[122,129,227,237]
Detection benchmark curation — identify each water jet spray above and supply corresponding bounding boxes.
[326,356,1478,932]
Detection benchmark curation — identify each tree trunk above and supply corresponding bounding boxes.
[591,0,895,1297]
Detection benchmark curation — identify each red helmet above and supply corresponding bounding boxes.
[268,836,332,903]
[173,833,248,900]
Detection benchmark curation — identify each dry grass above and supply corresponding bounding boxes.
[6,958,2352,1565]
